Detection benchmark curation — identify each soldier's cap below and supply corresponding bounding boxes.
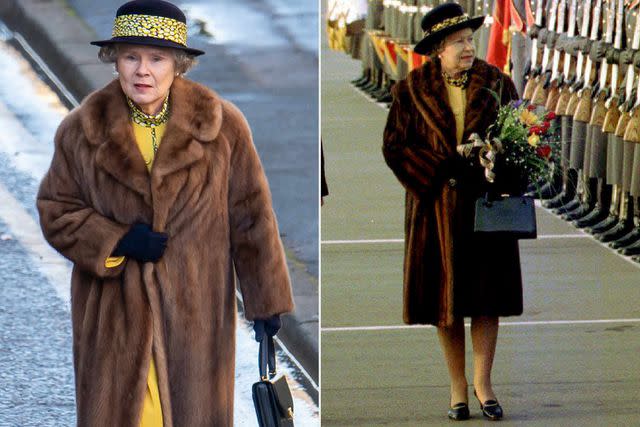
[414,3,485,56]
[91,0,205,56]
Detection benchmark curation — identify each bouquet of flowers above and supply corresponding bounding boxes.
[461,98,559,195]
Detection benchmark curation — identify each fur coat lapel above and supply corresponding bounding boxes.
[80,78,223,212]
[406,58,505,151]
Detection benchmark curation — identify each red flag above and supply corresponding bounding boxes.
[510,0,534,33]
[486,0,512,71]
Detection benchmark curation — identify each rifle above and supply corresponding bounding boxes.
[602,0,627,138]
[573,0,603,125]
[565,0,593,119]
[523,0,545,101]
[555,0,578,116]
[589,0,617,134]
[542,0,568,111]
[531,0,560,106]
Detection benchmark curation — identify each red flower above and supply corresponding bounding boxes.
[542,121,550,131]
[545,111,556,121]
[536,144,552,159]
[529,125,546,135]
[526,104,536,111]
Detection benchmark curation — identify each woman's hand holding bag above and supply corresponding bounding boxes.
[253,315,282,341]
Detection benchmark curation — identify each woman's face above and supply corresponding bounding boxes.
[438,27,475,76]
[116,44,176,115]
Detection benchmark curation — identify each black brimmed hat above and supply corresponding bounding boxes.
[91,0,205,56]
[414,3,485,55]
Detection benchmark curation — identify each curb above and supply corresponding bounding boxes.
[0,0,318,391]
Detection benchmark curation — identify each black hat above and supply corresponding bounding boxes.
[91,0,205,56]
[414,3,485,55]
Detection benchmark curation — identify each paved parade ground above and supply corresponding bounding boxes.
[320,43,640,425]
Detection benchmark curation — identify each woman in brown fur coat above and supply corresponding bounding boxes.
[382,4,521,421]
[36,1,293,426]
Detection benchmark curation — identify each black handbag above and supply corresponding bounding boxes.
[474,193,537,239]
[252,334,294,427]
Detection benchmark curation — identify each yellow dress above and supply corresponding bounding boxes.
[445,82,466,145]
[106,120,167,426]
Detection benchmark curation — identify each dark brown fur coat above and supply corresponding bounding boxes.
[383,58,523,327]
[37,77,294,426]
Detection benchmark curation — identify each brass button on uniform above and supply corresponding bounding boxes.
[448,178,457,187]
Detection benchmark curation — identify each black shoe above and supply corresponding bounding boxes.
[474,391,503,421]
[596,221,634,242]
[448,402,470,421]
[585,215,618,235]
[561,203,593,221]
[609,228,640,249]
[376,92,392,103]
[543,191,573,209]
[573,207,609,228]
[531,180,561,200]
[552,198,580,215]
[620,239,640,256]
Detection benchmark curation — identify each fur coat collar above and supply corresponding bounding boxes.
[78,78,223,207]
[405,57,512,153]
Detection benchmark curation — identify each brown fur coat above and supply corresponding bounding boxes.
[383,58,523,328]
[37,77,294,426]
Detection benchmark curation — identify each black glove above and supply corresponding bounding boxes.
[605,47,621,65]
[253,315,282,342]
[112,223,168,263]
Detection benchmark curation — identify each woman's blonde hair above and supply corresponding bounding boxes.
[98,44,198,75]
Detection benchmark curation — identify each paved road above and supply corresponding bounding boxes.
[0,40,318,426]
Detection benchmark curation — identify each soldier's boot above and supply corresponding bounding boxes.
[375,79,394,103]
[354,68,371,87]
[618,211,640,253]
[363,68,381,93]
[370,72,389,98]
[529,172,562,199]
[544,168,578,208]
[596,193,634,242]
[610,198,640,249]
[585,190,626,235]
[574,182,618,228]
[553,170,584,215]
[561,177,597,220]
[569,178,612,225]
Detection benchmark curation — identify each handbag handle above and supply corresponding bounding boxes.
[258,334,277,381]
